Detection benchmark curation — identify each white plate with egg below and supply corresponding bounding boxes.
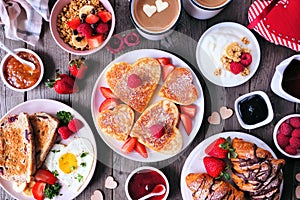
[196,22,261,87]
[0,99,97,200]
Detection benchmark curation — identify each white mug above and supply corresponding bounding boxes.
[129,0,182,40]
[183,0,232,20]
[271,54,300,104]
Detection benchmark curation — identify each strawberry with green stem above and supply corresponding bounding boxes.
[46,70,79,94]
[205,137,237,159]
[68,57,88,79]
[203,156,230,180]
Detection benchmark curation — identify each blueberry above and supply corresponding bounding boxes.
[76,37,83,42]
[73,30,78,35]
[81,14,87,19]
[91,23,98,29]
[90,9,96,15]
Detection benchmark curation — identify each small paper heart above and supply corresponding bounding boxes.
[296,173,300,182]
[155,0,169,12]
[91,190,103,200]
[208,112,221,125]
[105,176,118,189]
[219,106,233,120]
[296,185,300,199]
[143,4,157,17]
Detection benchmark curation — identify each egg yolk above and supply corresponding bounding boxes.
[58,153,78,174]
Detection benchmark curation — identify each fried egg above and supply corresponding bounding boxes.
[44,138,95,192]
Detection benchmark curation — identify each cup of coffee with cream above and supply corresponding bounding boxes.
[183,0,231,20]
[130,0,181,40]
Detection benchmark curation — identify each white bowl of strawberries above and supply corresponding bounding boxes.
[273,114,300,158]
[50,0,115,55]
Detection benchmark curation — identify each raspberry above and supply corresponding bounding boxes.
[291,128,300,138]
[230,62,244,75]
[77,23,92,38]
[289,137,300,149]
[284,145,297,155]
[127,74,142,88]
[240,53,252,66]
[289,117,300,128]
[276,133,290,148]
[96,23,109,34]
[279,122,293,136]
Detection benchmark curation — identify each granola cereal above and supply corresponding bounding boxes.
[214,68,222,76]
[241,37,250,45]
[56,0,112,51]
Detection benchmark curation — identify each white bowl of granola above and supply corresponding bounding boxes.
[196,22,261,87]
[50,0,115,55]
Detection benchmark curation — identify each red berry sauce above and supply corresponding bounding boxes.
[128,170,166,200]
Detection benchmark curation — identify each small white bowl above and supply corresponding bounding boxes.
[273,114,300,158]
[0,48,44,92]
[50,0,115,55]
[234,91,274,129]
[125,166,169,200]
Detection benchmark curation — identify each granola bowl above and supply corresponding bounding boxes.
[50,0,115,56]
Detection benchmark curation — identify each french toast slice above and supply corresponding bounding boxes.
[130,100,183,154]
[230,138,285,200]
[29,112,59,169]
[106,57,161,113]
[159,67,198,105]
[97,104,134,141]
[186,173,245,200]
[0,112,35,183]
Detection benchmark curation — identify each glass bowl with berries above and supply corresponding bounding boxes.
[50,0,115,55]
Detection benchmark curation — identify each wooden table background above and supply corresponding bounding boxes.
[1,0,299,199]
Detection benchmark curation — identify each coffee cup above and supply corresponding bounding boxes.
[183,0,232,20]
[271,55,300,104]
[130,0,181,40]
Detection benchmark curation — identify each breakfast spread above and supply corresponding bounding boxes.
[57,0,112,50]
[3,52,41,89]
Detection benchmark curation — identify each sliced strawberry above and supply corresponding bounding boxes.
[157,57,171,66]
[134,142,148,158]
[100,87,117,98]
[87,34,104,49]
[149,124,165,138]
[58,126,73,140]
[203,156,230,179]
[96,23,109,34]
[127,74,142,88]
[180,113,192,135]
[161,64,175,82]
[121,137,137,153]
[32,181,46,200]
[98,11,112,23]
[85,14,99,24]
[67,18,81,30]
[68,119,83,133]
[180,104,197,118]
[99,98,119,112]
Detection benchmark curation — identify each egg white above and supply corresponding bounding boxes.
[44,138,95,192]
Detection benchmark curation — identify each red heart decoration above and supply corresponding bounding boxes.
[248,0,300,51]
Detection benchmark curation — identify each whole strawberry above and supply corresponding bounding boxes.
[205,137,236,159]
[230,62,244,75]
[68,58,88,79]
[203,156,230,180]
[46,71,79,94]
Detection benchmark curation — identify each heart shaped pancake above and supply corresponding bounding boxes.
[158,67,198,105]
[106,57,161,113]
[130,100,183,154]
[97,104,134,141]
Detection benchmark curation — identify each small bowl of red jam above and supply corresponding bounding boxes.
[125,166,169,200]
[0,48,44,92]
[234,91,274,129]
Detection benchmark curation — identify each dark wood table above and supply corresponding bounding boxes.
[1,0,299,199]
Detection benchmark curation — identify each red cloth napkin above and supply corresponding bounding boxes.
[248,0,300,52]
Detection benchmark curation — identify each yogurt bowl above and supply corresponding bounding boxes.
[271,54,300,104]
[196,22,260,87]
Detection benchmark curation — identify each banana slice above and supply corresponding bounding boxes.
[71,34,88,49]
[23,180,35,196]
[79,5,95,18]
[12,181,27,193]
[224,42,242,62]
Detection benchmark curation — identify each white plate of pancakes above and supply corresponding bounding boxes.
[0,99,97,200]
[91,49,205,162]
[180,132,283,200]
